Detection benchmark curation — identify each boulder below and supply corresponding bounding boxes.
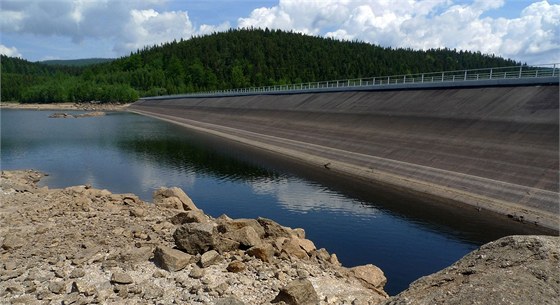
[174,222,217,255]
[1,234,24,251]
[380,235,560,305]
[257,217,293,238]
[223,226,262,248]
[246,244,275,263]
[226,261,246,273]
[214,237,241,254]
[153,187,198,211]
[280,238,315,260]
[217,218,265,238]
[271,279,319,305]
[153,245,193,272]
[199,250,223,268]
[349,264,387,295]
[154,196,183,210]
[110,272,134,285]
[48,280,66,294]
[170,210,208,225]
[189,265,205,279]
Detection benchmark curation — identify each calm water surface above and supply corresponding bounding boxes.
[1,109,549,295]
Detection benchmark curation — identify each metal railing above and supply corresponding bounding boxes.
[144,63,559,99]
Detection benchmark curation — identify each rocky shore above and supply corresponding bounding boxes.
[1,170,558,305]
[0,170,387,305]
[0,102,129,111]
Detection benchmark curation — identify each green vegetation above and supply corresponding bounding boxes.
[41,58,115,67]
[1,28,520,104]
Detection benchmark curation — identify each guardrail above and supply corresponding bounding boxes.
[143,63,559,99]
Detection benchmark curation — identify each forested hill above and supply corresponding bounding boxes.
[2,28,520,103]
[41,58,115,67]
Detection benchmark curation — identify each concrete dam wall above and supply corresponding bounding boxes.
[129,85,559,230]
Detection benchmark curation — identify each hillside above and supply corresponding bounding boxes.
[1,28,520,103]
[40,58,115,67]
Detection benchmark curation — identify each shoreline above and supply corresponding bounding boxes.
[2,170,558,305]
[0,169,389,304]
[0,102,130,111]
[128,108,560,233]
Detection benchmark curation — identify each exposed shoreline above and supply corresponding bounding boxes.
[0,169,388,304]
[2,170,558,305]
[0,102,130,111]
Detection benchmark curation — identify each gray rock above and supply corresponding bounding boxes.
[69,268,86,279]
[189,265,205,279]
[1,234,24,250]
[174,222,217,255]
[380,235,560,305]
[200,250,223,268]
[272,279,319,305]
[153,245,193,272]
[110,272,133,284]
[48,280,66,294]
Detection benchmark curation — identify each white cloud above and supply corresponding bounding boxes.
[0,44,22,58]
[250,177,380,216]
[0,0,222,57]
[239,0,560,64]
[1,0,558,64]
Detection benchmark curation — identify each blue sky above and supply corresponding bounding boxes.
[1,0,558,64]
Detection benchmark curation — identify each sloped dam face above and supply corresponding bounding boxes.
[129,85,559,230]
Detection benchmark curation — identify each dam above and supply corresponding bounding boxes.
[129,65,560,231]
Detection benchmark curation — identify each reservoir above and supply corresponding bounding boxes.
[0,109,552,295]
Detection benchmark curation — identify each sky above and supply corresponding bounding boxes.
[0,0,559,65]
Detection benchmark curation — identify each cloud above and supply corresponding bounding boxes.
[0,0,223,56]
[239,0,560,64]
[0,44,22,58]
[250,177,380,216]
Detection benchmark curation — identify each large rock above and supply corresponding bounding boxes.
[223,226,262,248]
[153,187,198,211]
[153,245,193,272]
[218,218,266,238]
[257,217,293,238]
[381,235,560,305]
[174,222,217,255]
[349,264,388,296]
[246,244,275,263]
[199,250,223,268]
[271,279,319,305]
[170,210,208,225]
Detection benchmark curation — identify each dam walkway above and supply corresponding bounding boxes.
[130,65,559,231]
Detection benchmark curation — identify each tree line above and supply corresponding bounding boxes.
[1,28,520,104]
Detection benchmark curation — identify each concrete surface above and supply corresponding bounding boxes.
[129,85,559,231]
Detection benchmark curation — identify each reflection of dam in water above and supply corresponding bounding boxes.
[130,72,560,231]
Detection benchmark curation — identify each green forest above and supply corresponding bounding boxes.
[1,28,520,104]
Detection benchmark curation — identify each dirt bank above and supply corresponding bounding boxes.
[129,85,559,231]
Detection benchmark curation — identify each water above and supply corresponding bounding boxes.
[0,109,551,295]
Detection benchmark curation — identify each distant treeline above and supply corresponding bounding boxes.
[1,28,520,104]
